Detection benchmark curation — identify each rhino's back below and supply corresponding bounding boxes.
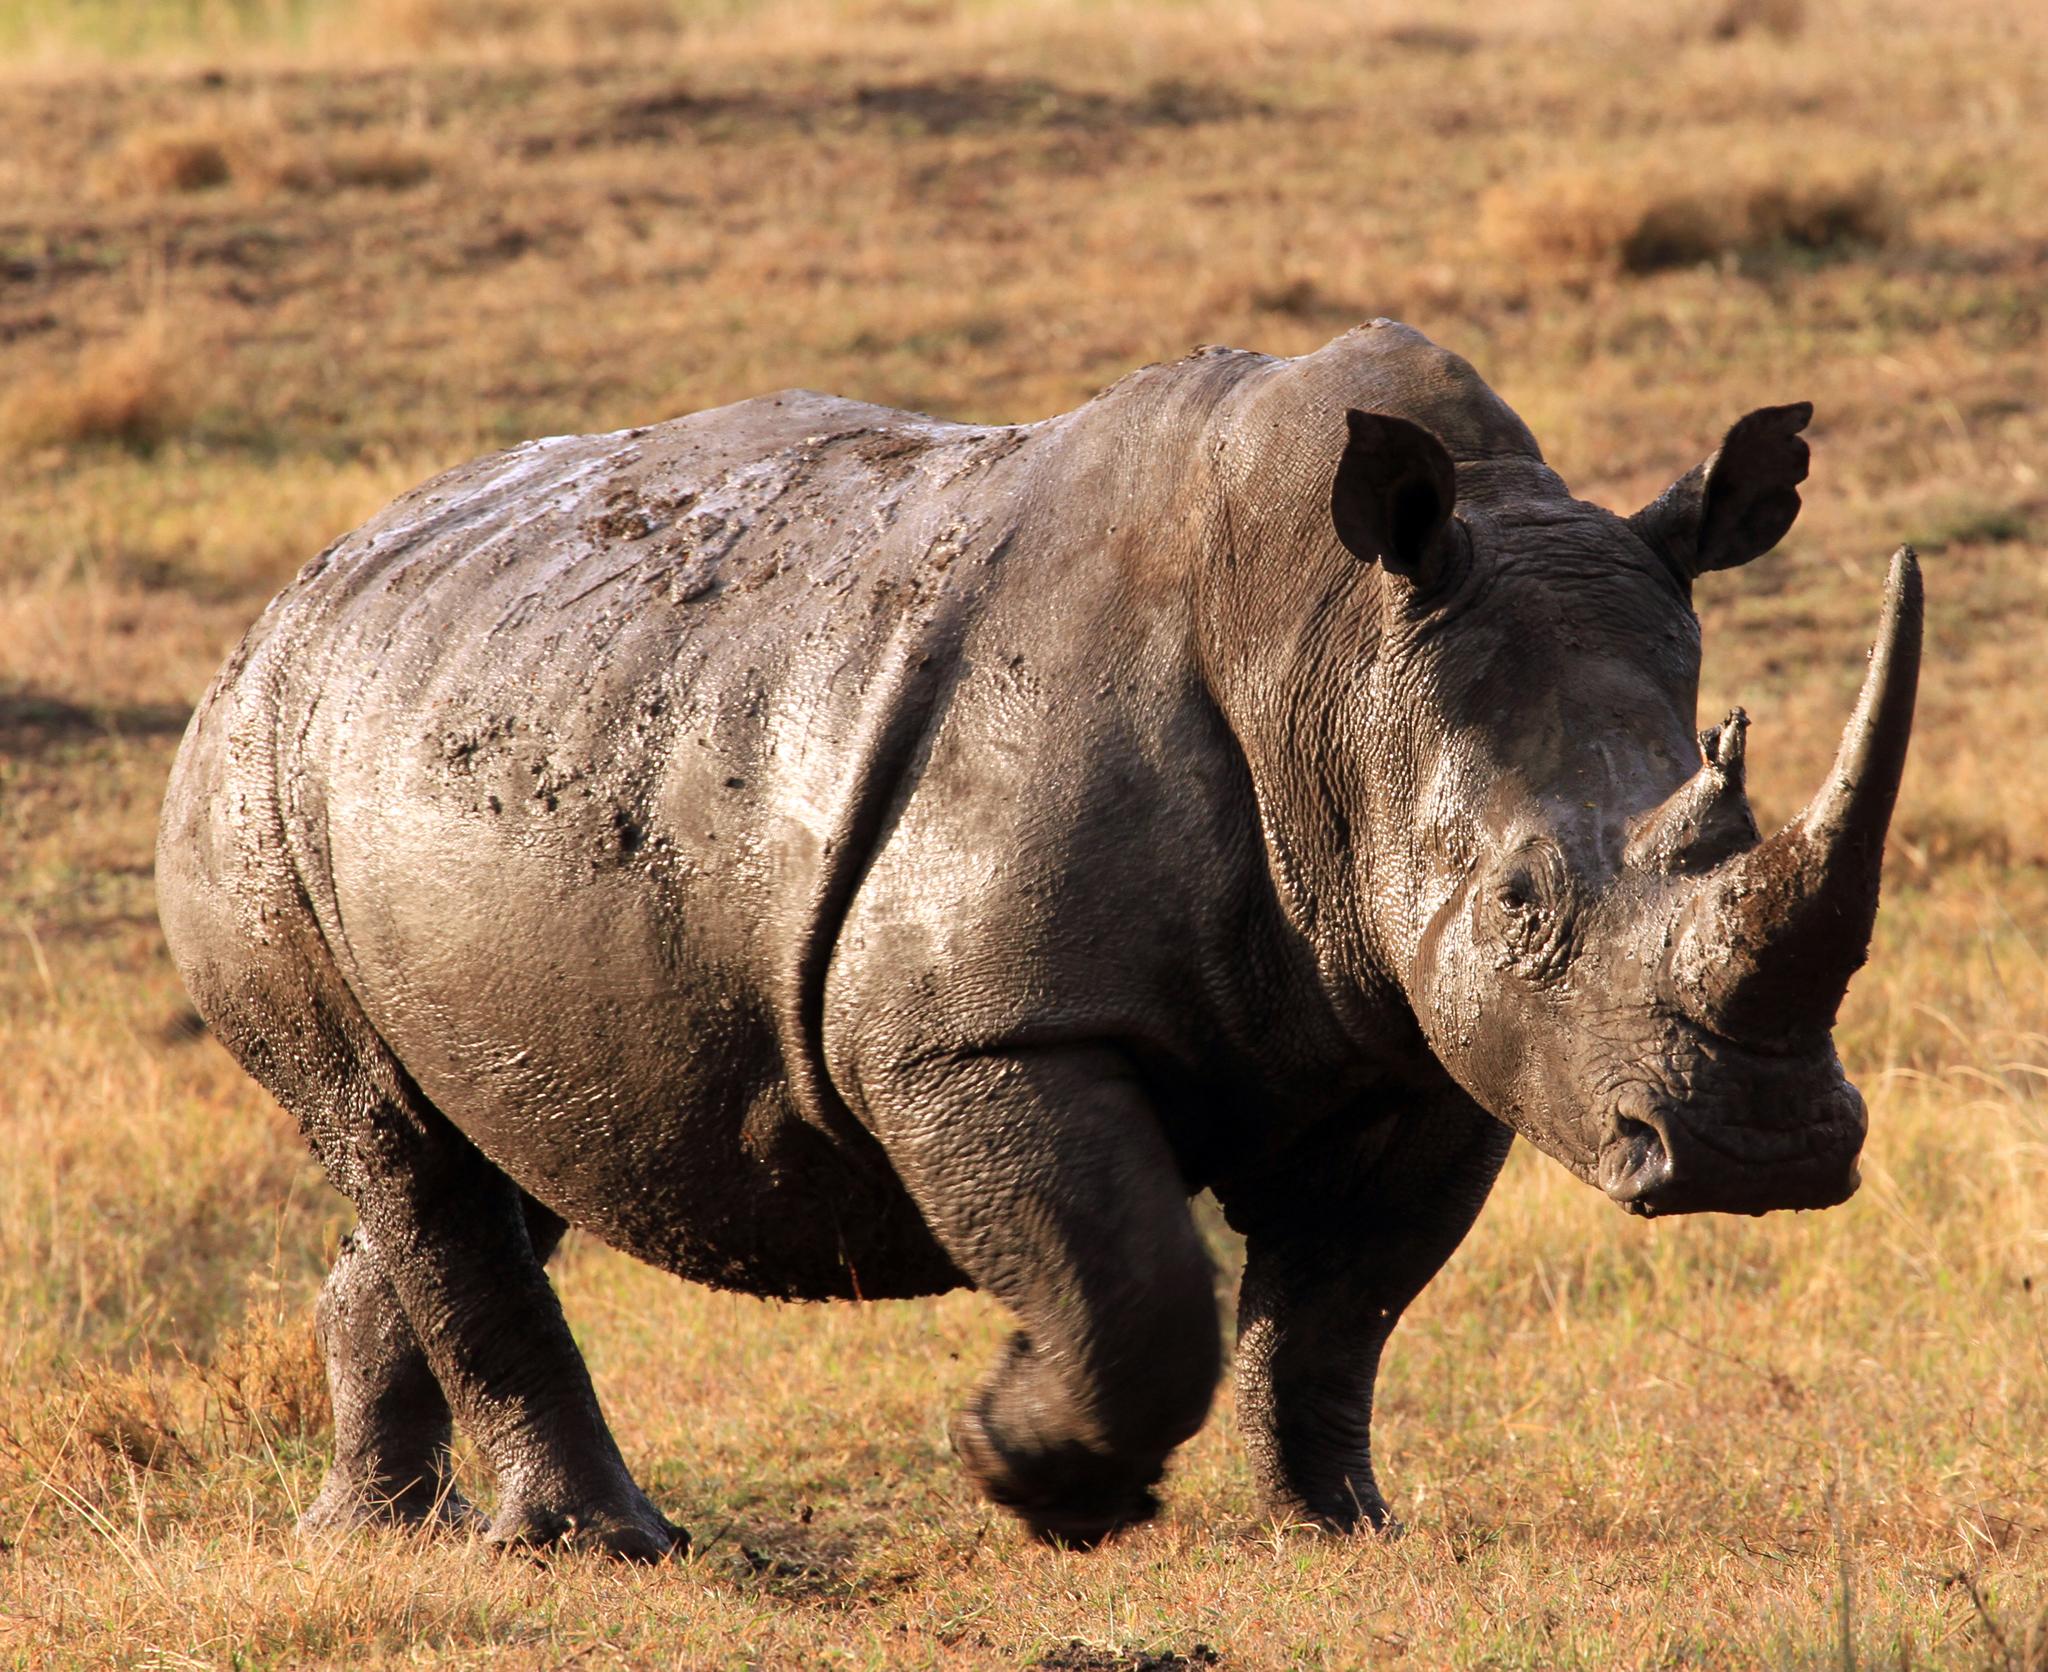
[272,388,1033,994]
[280,390,1029,729]
[170,392,1036,1297]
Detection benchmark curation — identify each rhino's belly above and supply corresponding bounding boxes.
[448,1053,962,1303]
[384,978,961,1302]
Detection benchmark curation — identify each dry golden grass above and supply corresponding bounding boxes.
[1480,167,1896,278]
[0,319,200,453]
[1,0,2045,1664]
[94,115,438,202]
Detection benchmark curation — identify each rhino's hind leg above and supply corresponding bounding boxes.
[299,1195,570,1538]
[186,951,677,1556]
[870,1047,1221,1545]
[348,1127,683,1563]
[162,710,678,1560]
[299,1229,478,1536]
[1226,1094,1511,1533]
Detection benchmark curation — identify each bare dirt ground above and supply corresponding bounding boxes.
[1,0,2044,1664]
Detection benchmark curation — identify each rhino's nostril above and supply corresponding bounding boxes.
[1615,1112,1657,1148]
[1613,1113,1664,1176]
[1599,1109,1673,1206]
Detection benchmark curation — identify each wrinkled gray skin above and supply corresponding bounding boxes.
[158,321,1921,1556]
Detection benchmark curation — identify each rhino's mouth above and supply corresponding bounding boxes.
[1593,1066,1866,1218]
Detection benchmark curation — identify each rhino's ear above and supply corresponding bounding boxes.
[1331,410,1458,580]
[1629,402,1812,578]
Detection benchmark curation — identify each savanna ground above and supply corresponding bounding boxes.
[1,0,2044,1664]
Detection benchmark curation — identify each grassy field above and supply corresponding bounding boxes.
[2,0,2045,1664]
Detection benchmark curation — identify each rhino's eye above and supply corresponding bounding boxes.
[1495,875,1547,948]
[1488,843,1575,979]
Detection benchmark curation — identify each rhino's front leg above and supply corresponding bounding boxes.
[863,1046,1221,1545]
[1229,1093,1511,1533]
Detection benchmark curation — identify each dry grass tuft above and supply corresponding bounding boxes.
[1482,166,1897,277]
[1244,273,1360,324]
[99,115,437,200]
[190,1300,331,1446]
[322,138,436,191]
[74,1362,194,1472]
[259,134,438,195]
[1379,22,1483,56]
[1710,0,1807,40]
[0,321,199,454]
[100,123,234,194]
[1742,175,1899,254]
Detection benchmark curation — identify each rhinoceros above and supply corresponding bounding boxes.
[157,320,1920,1556]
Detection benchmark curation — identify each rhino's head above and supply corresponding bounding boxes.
[1338,399,1917,1216]
[1213,327,1918,1218]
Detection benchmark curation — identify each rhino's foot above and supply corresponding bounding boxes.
[1262,1486,1400,1538]
[950,1403,1164,1548]
[485,1487,687,1563]
[297,1469,485,1538]
[1024,1489,1161,1550]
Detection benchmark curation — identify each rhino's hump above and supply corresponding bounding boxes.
[1295,319,1545,467]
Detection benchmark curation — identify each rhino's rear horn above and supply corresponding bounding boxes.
[1625,708,1762,875]
[1666,547,1923,1040]
[1331,410,1458,582]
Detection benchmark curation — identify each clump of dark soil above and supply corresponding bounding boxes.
[1032,1642,1221,1671]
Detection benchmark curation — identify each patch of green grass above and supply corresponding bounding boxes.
[0,0,321,57]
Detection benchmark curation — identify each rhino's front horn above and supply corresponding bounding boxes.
[1666,547,1923,1042]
